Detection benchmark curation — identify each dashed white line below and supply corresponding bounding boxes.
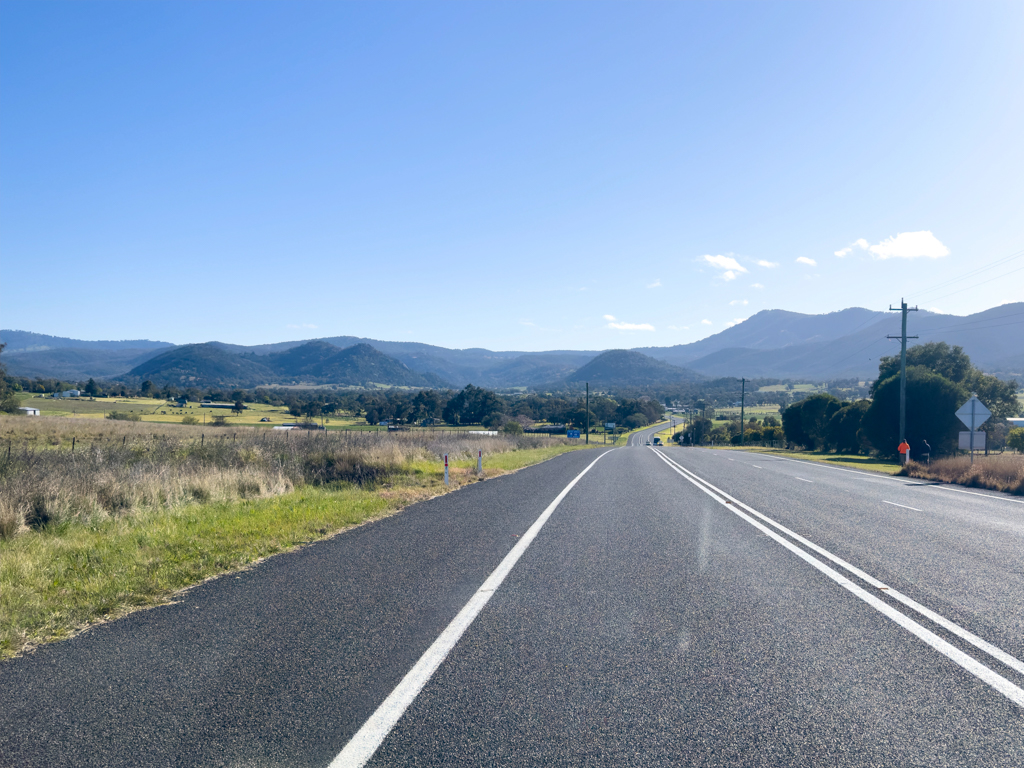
[883,501,922,512]
[330,450,612,767]
[794,477,813,483]
[751,465,763,469]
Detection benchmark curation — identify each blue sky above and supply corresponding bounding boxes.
[2,1,1022,350]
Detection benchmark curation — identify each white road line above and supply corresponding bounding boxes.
[713,450,1024,505]
[651,449,1024,688]
[331,450,612,768]
[883,501,922,512]
[931,485,1024,505]
[752,465,763,469]
[794,477,813,483]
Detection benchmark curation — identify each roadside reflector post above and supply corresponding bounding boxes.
[477,449,482,476]
[444,453,449,485]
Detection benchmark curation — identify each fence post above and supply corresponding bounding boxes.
[477,449,482,476]
[444,454,449,485]
[72,437,75,453]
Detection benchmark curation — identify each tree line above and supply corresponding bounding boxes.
[779,343,1020,456]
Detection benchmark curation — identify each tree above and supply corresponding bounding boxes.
[232,400,245,417]
[874,341,1018,418]
[1008,428,1024,454]
[874,342,972,391]
[825,400,871,454]
[624,413,649,429]
[84,378,99,397]
[862,367,967,457]
[502,421,524,435]
[783,393,841,449]
[0,344,21,413]
[140,380,156,397]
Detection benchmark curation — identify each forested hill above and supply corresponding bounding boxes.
[126,342,448,388]
[562,350,703,388]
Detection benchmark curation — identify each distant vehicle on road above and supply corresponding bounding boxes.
[652,437,661,445]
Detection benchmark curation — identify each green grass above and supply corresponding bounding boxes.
[0,442,591,659]
[709,445,901,474]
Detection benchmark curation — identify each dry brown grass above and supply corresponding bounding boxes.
[0,415,569,539]
[901,454,1024,495]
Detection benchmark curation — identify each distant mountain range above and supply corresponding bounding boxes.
[3,302,1021,388]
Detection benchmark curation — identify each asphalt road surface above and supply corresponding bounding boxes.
[3,437,1023,767]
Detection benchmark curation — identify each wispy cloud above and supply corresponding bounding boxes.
[756,260,778,268]
[730,299,748,306]
[835,238,869,257]
[796,257,817,266]
[607,321,655,331]
[519,320,536,327]
[725,317,747,328]
[286,323,318,330]
[701,319,712,325]
[603,314,616,321]
[647,278,662,289]
[869,231,949,260]
[703,254,748,281]
[751,283,764,289]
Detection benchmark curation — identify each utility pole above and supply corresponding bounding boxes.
[887,299,919,444]
[740,378,746,446]
[585,382,589,445]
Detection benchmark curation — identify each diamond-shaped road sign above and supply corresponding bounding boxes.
[955,396,991,431]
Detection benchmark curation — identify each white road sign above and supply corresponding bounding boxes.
[959,431,987,450]
[955,396,991,430]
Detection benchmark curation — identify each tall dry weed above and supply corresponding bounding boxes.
[0,416,566,539]
[902,454,1024,495]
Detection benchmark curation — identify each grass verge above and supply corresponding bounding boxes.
[705,445,902,474]
[0,442,590,660]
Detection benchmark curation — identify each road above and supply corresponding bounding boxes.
[3,441,1023,766]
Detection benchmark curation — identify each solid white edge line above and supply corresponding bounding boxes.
[330,449,612,768]
[651,448,1024,692]
[734,450,1024,505]
[883,500,923,512]
[932,485,1024,505]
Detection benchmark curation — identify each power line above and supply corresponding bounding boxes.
[912,248,1024,300]
[916,265,1024,305]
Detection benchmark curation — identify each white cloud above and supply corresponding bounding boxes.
[729,299,748,306]
[834,238,869,257]
[703,254,748,277]
[286,323,318,330]
[701,319,712,325]
[519,320,536,327]
[607,321,655,331]
[725,317,747,328]
[647,278,662,289]
[603,314,616,321]
[751,283,764,289]
[796,257,817,266]
[756,260,779,268]
[869,231,949,260]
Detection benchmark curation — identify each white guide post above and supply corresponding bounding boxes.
[444,453,449,485]
[477,449,482,476]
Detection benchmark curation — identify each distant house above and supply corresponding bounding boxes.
[54,390,81,399]
[19,407,40,416]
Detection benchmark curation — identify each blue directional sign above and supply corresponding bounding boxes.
[567,429,581,439]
